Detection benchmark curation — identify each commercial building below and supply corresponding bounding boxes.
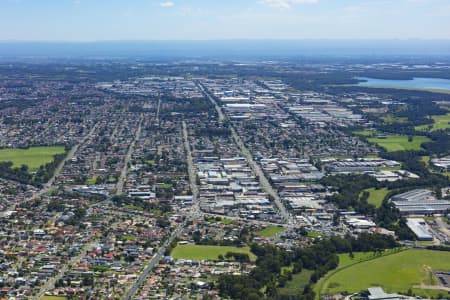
[406,218,433,241]
[367,287,409,300]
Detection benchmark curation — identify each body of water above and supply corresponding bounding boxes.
[356,77,450,91]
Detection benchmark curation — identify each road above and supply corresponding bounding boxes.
[123,121,200,300]
[413,284,450,292]
[116,119,142,195]
[123,225,185,300]
[182,121,199,207]
[196,81,225,123]
[197,81,291,223]
[230,126,291,222]
[156,96,162,124]
[436,217,450,239]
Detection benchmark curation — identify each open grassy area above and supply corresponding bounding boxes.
[367,135,430,152]
[307,231,323,239]
[256,226,285,238]
[315,249,450,298]
[421,156,431,166]
[381,116,408,124]
[204,216,234,225]
[361,188,389,208]
[416,113,450,132]
[279,270,314,296]
[353,130,375,137]
[86,175,98,185]
[171,244,257,261]
[0,146,66,170]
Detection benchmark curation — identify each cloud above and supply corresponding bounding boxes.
[160,1,175,7]
[261,0,319,9]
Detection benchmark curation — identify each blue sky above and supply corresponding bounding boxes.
[0,0,449,41]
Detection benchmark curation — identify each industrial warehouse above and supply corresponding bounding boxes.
[390,189,450,215]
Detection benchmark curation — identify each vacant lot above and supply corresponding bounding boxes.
[171,244,257,261]
[256,226,285,237]
[0,146,66,170]
[367,135,430,152]
[316,249,450,298]
[416,113,450,132]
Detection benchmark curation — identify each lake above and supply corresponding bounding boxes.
[356,77,450,91]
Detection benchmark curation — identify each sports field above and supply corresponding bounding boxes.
[256,226,285,237]
[416,113,450,132]
[0,146,66,170]
[367,135,430,152]
[316,249,450,298]
[171,244,257,261]
[362,188,389,208]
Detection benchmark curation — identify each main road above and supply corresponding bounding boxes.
[182,121,199,208]
[196,81,291,223]
[123,121,201,300]
[116,118,143,195]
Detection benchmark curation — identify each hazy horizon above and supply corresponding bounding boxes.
[1,39,450,59]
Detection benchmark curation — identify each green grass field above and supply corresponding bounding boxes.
[353,130,375,137]
[316,249,450,298]
[256,226,285,237]
[171,244,257,261]
[204,216,233,225]
[367,135,430,152]
[0,146,66,170]
[381,116,408,124]
[279,270,314,296]
[362,188,389,208]
[307,231,323,239]
[416,113,450,132]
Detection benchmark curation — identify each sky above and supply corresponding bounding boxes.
[0,0,450,41]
